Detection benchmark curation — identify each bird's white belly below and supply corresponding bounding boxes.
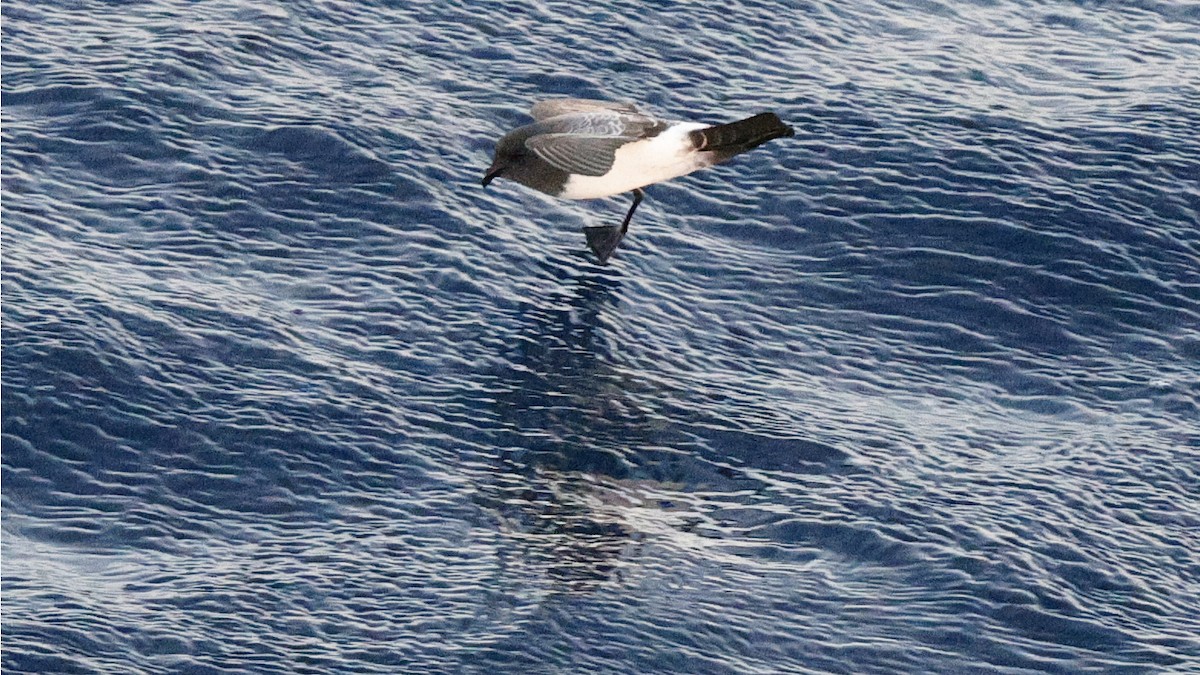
[557,123,712,200]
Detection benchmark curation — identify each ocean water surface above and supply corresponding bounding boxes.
[3,0,1199,672]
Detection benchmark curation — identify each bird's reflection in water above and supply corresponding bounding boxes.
[502,266,634,470]
[473,260,686,592]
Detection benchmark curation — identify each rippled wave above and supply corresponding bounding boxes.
[4,0,1199,672]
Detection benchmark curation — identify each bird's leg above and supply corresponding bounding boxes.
[585,188,644,264]
[620,188,644,235]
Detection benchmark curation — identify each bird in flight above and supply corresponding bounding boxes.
[483,98,794,263]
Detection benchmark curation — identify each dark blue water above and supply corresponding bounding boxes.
[4,0,1199,672]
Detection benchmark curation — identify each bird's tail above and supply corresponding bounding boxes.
[690,112,794,155]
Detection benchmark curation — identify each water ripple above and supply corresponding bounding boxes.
[5,0,1200,672]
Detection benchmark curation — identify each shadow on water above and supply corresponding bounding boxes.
[463,258,859,590]
[495,261,639,475]
[472,262,646,590]
[463,260,738,593]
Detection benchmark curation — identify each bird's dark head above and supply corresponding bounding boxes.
[482,134,520,184]
[482,130,533,188]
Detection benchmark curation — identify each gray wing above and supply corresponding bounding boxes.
[525,133,637,176]
[534,110,666,139]
[530,98,640,121]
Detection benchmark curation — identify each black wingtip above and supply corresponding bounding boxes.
[584,225,625,265]
[691,112,795,152]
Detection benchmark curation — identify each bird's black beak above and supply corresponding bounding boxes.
[482,165,505,188]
